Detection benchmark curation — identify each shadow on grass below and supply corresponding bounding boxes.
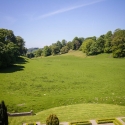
[16,56,29,64]
[0,65,25,73]
[0,57,28,73]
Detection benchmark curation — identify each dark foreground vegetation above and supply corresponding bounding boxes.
[0,101,8,125]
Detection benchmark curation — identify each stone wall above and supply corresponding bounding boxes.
[8,110,34,117]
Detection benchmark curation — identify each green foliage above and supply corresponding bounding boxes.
[60,46,69,54]
[16,36,26,55]
[43,46,51,57]
[56,41,62,49]
[26,53,35,58]
[70,121,92,125]
[51,45,60,55]
[104,31,112,53]
[96,118,123,125]
[112,29,125,58]
[66,41,72,50]
[46,114,59,125]
[0,28,26,68]
[33,49,43,57]
[61,39,67,47]
[72,37,83,50]
[0,101,8,125]
[26,122,36,125]
[81,39,95,55]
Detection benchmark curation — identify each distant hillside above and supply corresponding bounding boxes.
[27,48,39,53]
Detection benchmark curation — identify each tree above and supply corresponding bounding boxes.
[56,41,62,49]
[43,46,51,57]
[112,29,125,58]
[46,114,59,125]
[104,31,112,53]
[16,36,26,55]
[51,45,60,55]
[0,28,27,68]
[72,37,83,50]
[0,101,8,125]
[61,39,67,47]
[34,49,42,57]
[60,46,69,54]
[66,41,72,50]
[96,35,105,54]
[81,39,95,55]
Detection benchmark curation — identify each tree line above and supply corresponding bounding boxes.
[28,28,125,58]
[0,28,125,68]
[0,28,27,68]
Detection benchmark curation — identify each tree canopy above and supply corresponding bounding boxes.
[0,28,27,68]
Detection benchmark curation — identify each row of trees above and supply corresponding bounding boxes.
[81,29,125,58]
[30,28,125,58]
[28,37,84,58]
[0,28,27,68]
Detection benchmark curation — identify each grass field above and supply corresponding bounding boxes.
[9,103,125,125]
[0,51,125,115]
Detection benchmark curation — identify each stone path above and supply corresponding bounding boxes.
[116,117,125,125]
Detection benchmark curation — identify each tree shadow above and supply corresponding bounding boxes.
[16,56,29,64]
[0,57,28,73]
[0,65,25,73]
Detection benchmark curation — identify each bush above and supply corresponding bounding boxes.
[0,101,8,125]
[70,121,92,125]
[46,114,59,125]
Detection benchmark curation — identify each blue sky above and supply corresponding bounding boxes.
[0,0,125,48]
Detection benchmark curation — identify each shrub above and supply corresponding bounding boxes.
[0,101,8,125]
[70,121,92,125]
[46,114,59,125]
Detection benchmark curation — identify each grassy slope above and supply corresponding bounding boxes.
[0,51,125,112]
[9,103,125,125]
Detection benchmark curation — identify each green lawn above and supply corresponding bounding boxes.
[9,103,125,125]
[0,51,125,114]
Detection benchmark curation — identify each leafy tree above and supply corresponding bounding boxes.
[89,42,98,55]
[66,41,72,50]
[60,46,69,54]
[85,36,96,41]
[34,49,42,57]
[56,41,62,49]
[43,46,51,57]
[104,31,112,53]
[0,29,18,67]
[16,36,26,55]
[51,45,60,55]
[26,53,34,58]
[96,35,105,54]
[81,39,95,55]
[0,101,8,125]
[61,39,67,47]
[46,114,59,125]
[72,37,83,50]
[112,29,125,58]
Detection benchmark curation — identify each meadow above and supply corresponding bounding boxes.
[0,51,125,124]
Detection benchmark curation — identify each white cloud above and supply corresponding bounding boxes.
[35,0,106,20]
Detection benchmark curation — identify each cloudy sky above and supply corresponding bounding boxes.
[0,0,125,48]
